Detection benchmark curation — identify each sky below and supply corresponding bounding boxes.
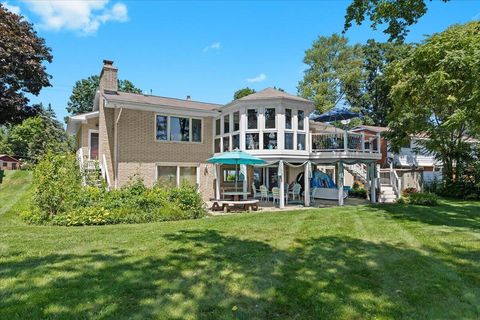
[3,0,480,122]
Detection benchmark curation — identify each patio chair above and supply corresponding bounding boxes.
[309,187,318,206]
[259,185,270,202]
[252,182,261,199]
[289,183,302,201]
[272,187,280,205]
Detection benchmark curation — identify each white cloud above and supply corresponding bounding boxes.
[246,73,266,83]
[203,42,221,52]
[2,1,21,14]
[22,0,128,34]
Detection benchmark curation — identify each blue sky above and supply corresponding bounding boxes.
[3,0,480,122]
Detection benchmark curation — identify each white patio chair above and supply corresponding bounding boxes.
[289,183,302,200]
[272,187,280,205]
[259,185,270,202]
[252,182,261,199]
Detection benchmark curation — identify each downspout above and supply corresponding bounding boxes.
[114,106,123,189]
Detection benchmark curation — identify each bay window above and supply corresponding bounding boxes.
[285,108,292,129]
[232,134,240,150]
[297,133,306,150]
[264,132,277,150]
[246,133,259,150]
[224,114,230,134]
[247,109,258,129]
[233,111,240,131]
[265,108,276,129]
[285,132,294,150]
[297,110,305,130]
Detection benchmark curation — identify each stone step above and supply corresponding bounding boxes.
[380,198,396,203]
[380,194,397,200]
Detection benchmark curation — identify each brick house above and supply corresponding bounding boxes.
[67,60,386,206]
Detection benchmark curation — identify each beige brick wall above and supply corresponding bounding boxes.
[114,108,216,200]
[78,117,99,149]
[98,97,115,187]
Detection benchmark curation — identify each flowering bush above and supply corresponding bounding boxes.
[401,187,418,197]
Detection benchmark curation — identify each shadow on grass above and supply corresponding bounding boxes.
[1,230,478,319]
[372,201,480,231]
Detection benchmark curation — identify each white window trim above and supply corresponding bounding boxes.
[87,129,99,160]
[154,114,203,144]
[156,162,200,187]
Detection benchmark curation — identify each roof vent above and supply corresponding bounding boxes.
[186,95,191,100]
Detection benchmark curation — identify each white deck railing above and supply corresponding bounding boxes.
[311,131,381,154]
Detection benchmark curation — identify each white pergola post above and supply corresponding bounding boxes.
[240,164,248,200]
[215,164,221,200]
[304,161,311,207]
[369,162,377,203]
[337,161,344,206]
[279,161,285,208]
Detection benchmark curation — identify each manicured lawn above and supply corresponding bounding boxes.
[0,171,479,319]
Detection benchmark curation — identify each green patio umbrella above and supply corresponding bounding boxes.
[207,150,266,191]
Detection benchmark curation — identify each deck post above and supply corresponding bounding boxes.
[343,131,348,152]
[369,162,377,203]
[279,160,285,208]
[240,164,248,199]
[361,132,365,152]
[337,161,344,206]
[304,161,311,206]
[215,164,221,200]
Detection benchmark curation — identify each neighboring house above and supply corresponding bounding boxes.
[67,60,384,206]
[0,155,21,170]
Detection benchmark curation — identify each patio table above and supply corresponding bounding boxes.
[223,191,250,201]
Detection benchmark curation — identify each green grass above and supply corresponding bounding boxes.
[0,171,479,319]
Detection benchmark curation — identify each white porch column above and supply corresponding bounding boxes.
[369,162,377,203]
[215,164,221,199]
[279,160,285,208]
[304,161,311,207]
[337,161,344,206]
[240,164,248,200]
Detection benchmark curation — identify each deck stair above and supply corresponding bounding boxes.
[379,184,397,203]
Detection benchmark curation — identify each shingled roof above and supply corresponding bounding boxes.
[102,91,223,112]
[235,88,311,103]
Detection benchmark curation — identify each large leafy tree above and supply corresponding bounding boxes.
[344,0,450,42]
[358,40,411,126]
[386,21,480,183]
[7,103,70,161]
[0,4,53,125]
[67,75,142,115]
[298,34,364,114]
[233,87,256,100]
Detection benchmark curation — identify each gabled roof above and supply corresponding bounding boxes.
[0,155,20,162]
[235,88,311,103]
[102,91,222,112]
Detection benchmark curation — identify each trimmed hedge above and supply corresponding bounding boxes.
[396,191,439,206]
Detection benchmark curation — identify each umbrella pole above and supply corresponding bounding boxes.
[235,162,238,192]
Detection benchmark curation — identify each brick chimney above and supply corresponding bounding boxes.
[99,59,118,92]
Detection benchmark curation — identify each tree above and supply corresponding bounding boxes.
[7,103,71,161]
[233,87,256,100]
[0,4,53,125]
[67,75,142,115]
[358,40,411,126]
[298,34,364,114]
[386,21,480,183]
[344,0,450,42]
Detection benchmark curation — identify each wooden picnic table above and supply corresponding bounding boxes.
[211,199,259,212]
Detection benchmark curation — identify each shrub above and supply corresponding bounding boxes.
[401,187,417,197]
[349,183,367,199]
[399,192,439,206]
[53,206,112,226]
[32,152,81,218]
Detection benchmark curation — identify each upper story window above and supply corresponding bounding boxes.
[298,110,305,130]
[170,117,189,141]
[265,108,276,129]
[156,115,202,143]
[285,108,292,129]
[223,114,230,134]
[215,118,221,135]
[247,109,258,129]
[233,111,240,131]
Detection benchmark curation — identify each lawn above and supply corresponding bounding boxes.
[0,171,479,319]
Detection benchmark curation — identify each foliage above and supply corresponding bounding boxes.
[349,183,367,198]
[401,187,417,197]
[233,87,256,100]
[32,152,82,219]
[358,40,411,126]
[298,34,364,114]
[5,104,71,162]
[0,4,52,125]
[407,192,439,206]
[344,0,450,42]
[386,21,480,184]
[27,163,206,226]
[0,126,12,154]
[67,75,142,115]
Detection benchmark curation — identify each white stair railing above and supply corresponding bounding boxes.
[345,163,368,183]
